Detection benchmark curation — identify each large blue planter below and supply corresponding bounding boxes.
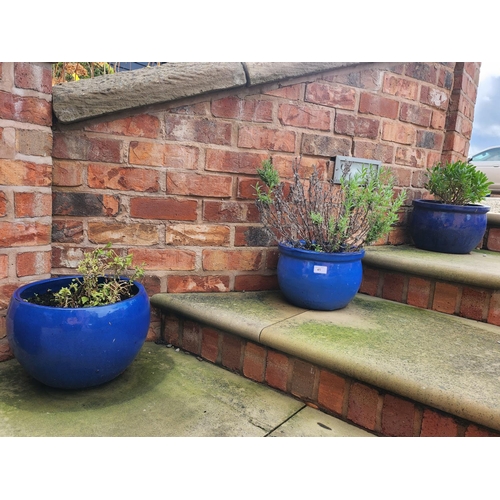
[6,276,150,389]
[277,243,365,311]
[410,199,490,254]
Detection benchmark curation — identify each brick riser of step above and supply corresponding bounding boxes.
[157,312,499,437]
[360,267,500,325]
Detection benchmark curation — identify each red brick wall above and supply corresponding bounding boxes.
[0,62,53,361]
[51,62,479,297]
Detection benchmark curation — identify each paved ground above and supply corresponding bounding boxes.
[0,342,374,437]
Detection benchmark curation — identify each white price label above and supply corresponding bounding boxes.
[313,265,328,274]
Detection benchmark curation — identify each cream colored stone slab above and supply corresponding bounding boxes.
[363,244,500,289]
[151,291,305,342]
[0,343,304,437]
[269,406,375,437]
[260,294,500,432]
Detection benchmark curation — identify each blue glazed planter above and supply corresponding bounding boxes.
[277,243,365,311]
[6,276,150,389]
[410,199,490,254]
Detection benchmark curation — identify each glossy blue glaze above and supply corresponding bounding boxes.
[410,199,490,254]
[277,243,365,311]
[6,276,150,389]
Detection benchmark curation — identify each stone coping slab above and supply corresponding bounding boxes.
[151,291,500,432]
[363,244,500,289]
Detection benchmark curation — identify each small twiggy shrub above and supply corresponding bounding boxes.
[255,158,406,253]
[28,244,145,308]
[424,161,493,205]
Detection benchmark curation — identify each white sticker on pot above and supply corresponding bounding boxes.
[313,265,328,274]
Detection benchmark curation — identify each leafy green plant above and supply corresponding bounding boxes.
[424,161,493,205]
[28,244,145,308]
[255,157,406,253]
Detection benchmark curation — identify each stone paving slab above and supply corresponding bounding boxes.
[0,343,370,437]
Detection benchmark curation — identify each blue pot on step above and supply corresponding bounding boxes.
[410,199,490,254]
[277,243,365,311]
[6,275,150,389]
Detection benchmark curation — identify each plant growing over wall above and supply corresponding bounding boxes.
[255,158,406,253]
[424,160,493,205]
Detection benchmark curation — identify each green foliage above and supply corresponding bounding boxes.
[424,161,493,205]
[255,158,406,253]
[52,244,145,308]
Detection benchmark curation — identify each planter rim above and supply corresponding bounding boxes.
[11,275,145,311]
[278,242,365,262]
[412,198,490,214]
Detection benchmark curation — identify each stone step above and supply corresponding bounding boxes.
[361,244,500,325]
[151,290,500,437]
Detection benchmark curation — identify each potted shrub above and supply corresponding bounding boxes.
[6,245,150,389]
[255,157,406,311]
[410,160,492,254]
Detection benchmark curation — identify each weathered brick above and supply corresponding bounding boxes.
[381,394,416,437]
[14,62,52,93]
[395,147,426,168]
[381,272,406,302]
[381,122,415,145]
[301,133,351,157]
[360,267,380,296]
[443,132,468,156]
[460,287,489,321]
[278,103,332,131]
[0,191,7,217]
[203,200,260,223]
[416,130,444,151]
[52,220,84,243]
[238,125,295,152]
[420,408,458,437]
[353,141,394,164]
[53,192,119,217]
[305,82,356,110]
[130,197,197,221]
[201,327,220,362]
[243,342,267,382]
[420,85,449,110]
[486,227,500,252]
[0,126,15,159]
[165,115,232,145]
[130,248,196,270]
[264,84,302,100]
[405,63,438,84]
[399,102,432,127]
[170,102,209,115]
[318,370,346,415]
[237,177,264,200]
[432,282,459,314]
[88,221,159,246]
[211,96,273,122]
[0,221,51,247]
[53,133,122,163]
[265,350,289,391]
[202,249,262,271]
[182,320,202,355]
[0,91,52,126]
[51,245,85,269]
[0,254,8,279]
[325,69,382,90]
[290,359,317,400]
[221,334,243,372]
[130,142,194,169]
[167,171,232,198]
[88,164,160,192]
[233,274,279,291]
[488,291,500,326]
[52,160,84,187]
[431,110,446,130]
[382,74,418,100]
[16,129,52,157]
[0,159,51,186]
[347,382,380,431]
[359,93,399,119]
[16,251,51,277]
[334,113,379,139]
[205,149,268,175]
[85,114,161,138]
[270,155,328,180]
[168,275,230,293]
[234,226,274,247]
[14,191,51,217]
[161,315,180,345]
[407,276,431,309]
[166,224,230,246]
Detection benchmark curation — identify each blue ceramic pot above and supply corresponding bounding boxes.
[6,276,150,389]
[277,243,365,311]
[410,199,490,254]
